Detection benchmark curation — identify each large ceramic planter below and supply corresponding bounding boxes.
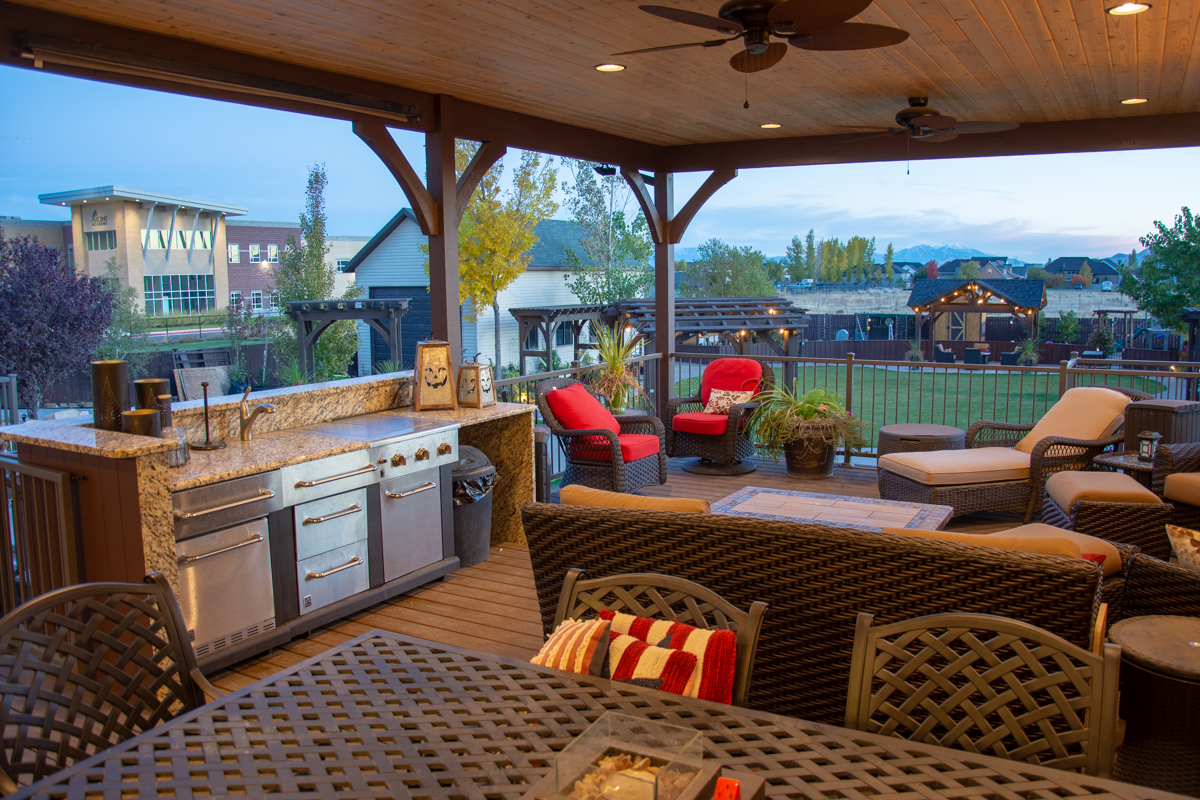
[783,437,835,480]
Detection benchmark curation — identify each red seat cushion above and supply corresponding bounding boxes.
[544,383,619,434]
[672,411,728,436]
[701,358,763,405]
[588,433,661,463]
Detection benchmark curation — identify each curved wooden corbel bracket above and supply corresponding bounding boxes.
[456,141,507,224]
[353,120,440,236]
[620,167,737,245]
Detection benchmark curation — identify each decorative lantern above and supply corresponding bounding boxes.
[457,353,496,409]
[1137,430,1163,462]
[414,340,458,411]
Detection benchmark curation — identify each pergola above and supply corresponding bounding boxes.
[6,0,1198,416]
[907,279,1047,361]
[509,304,607,374]
[285,299,409,377]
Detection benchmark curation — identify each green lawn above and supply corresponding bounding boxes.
[676,365,1164,452]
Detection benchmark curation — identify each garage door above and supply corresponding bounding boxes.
[369,286,430,370]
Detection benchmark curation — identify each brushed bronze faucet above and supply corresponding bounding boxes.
[239,386,277,441]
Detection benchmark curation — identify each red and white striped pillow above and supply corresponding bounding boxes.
[531,618,610,676]
[600,610,737,705]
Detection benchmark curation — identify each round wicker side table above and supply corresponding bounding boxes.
[1109,615,1200,795]
[877,424,965,457]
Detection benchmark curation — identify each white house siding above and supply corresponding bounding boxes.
[352,216,429,373]
[472,269,581,372]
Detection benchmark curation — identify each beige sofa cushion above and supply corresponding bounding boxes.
[559,484,711,514]
[1046,470,1162,511]
[993,523,1122,577]
[1164,472,1200,507]
[1013,387,1130,454]
[880,526,1081,560]
[879,447,1031,486]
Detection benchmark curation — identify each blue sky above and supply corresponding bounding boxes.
[3,64,1197,262]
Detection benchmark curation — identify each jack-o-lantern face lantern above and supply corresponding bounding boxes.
[457,358,496,408]
[414,340,457,410]
[480,370,493,393]
[424,364,450,389]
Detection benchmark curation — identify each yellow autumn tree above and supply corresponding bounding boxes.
[427,142,557,369]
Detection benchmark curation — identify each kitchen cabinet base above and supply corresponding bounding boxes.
[196,555,460,674]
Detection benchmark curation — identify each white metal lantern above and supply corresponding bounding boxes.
[1137,430,1162,462]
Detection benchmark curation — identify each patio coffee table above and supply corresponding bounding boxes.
[712,486,953,531]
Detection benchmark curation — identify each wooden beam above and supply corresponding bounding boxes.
[620,168,665,245]
[353,120,439,236]
[455,141,507,225]
[653,172,675,419]
[667,169,737,245]
[426,95,462,366]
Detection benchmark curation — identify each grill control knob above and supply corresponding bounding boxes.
[391,454,406,467]
[437,442,453,456]
[377,457,387,464]
[415,448,430,461]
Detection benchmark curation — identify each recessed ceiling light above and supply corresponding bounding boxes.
[760,123,782,129]
[595,64,625,72]
[1121,97,1148,104]
[1107,2,1150,14]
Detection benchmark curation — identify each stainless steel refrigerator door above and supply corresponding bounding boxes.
[379,466,444,583]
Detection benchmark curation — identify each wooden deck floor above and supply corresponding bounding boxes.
[211,458,1029,689]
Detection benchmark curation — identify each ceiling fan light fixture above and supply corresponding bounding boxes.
[594,63,626,72]
[1106,2,1150,15]
[1121,97,1148,104]
[760,122,782,128]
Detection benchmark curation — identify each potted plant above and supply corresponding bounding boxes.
[588,318,642,413]
[1088,324,1117,358]
[747,383,867,480]
[1016,338,1040,366]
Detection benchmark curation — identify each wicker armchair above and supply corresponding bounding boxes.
[879,386,1150,522]
[934,344,956,363]
[0,573,221,792]
[1123,552,1200,618]
[665,358,773,476]
[537,377,666,493]
[1151,441,1200,529]
[845,611,1121,778]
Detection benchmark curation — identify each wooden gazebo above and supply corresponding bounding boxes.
[907,279,1046,361]
[508,304,607,374]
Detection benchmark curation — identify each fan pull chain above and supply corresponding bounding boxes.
[744,73,749,109]
[906,133,911,175]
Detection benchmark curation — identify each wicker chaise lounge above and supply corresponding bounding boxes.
[878,386,1150,522]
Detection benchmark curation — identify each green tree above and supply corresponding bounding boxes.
[957,260,981,280]
[1120,207,1200,329]
[803,229,817,279]
[680,239,776,297]
[883,243,895,284]
[763,257,785,284]
[270,163,361,382]
[1057,309,1081,343]
[1078,260,1093,286]
[1028,265,1065,289]
[94,257,151,378]
[781,235,806,281]
[562,161,652,306]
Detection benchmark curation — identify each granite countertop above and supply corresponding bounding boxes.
[0,420,173,458]
[409,402,535,424]
[169,430,369,491]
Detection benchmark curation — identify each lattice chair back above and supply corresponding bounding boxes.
[0,572,221,791]
[553,568,767,706]
[844,612,1120,778]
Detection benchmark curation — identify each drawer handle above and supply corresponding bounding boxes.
[303,504,361,525]
[174,489,275,519]
[177,533,264,564]
[294,464,376,487]
[385,481,436,499]
[305,555,362,580]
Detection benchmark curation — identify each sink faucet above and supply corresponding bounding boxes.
[239,386,277,441]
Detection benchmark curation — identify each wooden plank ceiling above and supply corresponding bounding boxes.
[10,0,1200,147]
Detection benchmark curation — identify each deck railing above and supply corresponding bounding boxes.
[0,456,80,615]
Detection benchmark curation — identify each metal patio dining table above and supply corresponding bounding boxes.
[14,630,1186,800]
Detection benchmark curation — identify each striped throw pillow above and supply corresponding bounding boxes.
[531,618,611,676]
[601,610,737,705]
[609,634,698,695]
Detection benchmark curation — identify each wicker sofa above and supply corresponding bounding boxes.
[521,502,1109,725]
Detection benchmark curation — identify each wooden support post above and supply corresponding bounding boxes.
[654,172,674,419]
[426,95,461,366]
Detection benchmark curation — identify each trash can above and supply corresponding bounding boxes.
[452,446,498,567]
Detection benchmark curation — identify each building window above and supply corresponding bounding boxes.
[142,274,216,315]
[251,291,263,311]
[267,244,279,263]
[556,325,574,347]
[336,259,351,271]
[84,230,116,251]
[228,244,240,263]
[525,328,539,349]
[249,244,261,263]
[230,291,243,309]
[66,243,74,269]
[269,290,280,310]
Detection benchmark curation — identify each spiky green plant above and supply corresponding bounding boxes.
[1016,338,1041,366]
[373,359,405,375]
[747,384,867,461]
[586,317,643,412]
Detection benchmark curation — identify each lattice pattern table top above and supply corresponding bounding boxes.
[13,631,1184,800]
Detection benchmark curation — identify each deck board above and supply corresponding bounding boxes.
[211,458,1029,686]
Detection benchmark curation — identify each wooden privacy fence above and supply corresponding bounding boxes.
[0,457,81,615]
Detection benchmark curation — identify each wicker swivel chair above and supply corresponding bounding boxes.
[537,377,666,493]
[878,385,1150,522]
[963,348,984,365]
[554,568,768,706]
[1151,441,1200,529]
[0,572,221,792]
[665,358,770,476]
[845,611,1121,778]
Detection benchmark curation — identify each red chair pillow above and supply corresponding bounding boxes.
[672,412,728,436]
[700,358,763,405]
[544,383,619,434]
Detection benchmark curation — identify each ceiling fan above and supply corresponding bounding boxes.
[846,97,1020,142]
[614,0,910,74]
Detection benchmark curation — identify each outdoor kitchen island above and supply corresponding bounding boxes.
[0,372,535,671]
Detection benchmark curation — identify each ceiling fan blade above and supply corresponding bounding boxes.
[915,114,958,130]
[613,39,731,55]
[730,42,787,73]
[917,130,958,143]
[769,0,873,33]
[640,5,744,33]
[841,130,895,143]
[948,120,1020,134]
[790,22,909,51]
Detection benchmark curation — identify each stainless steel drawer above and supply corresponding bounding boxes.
[379,467,444,584]
[293,488,368,561]
[296,541,368,615]
[173,471,282,541]
[280,450,378,507]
